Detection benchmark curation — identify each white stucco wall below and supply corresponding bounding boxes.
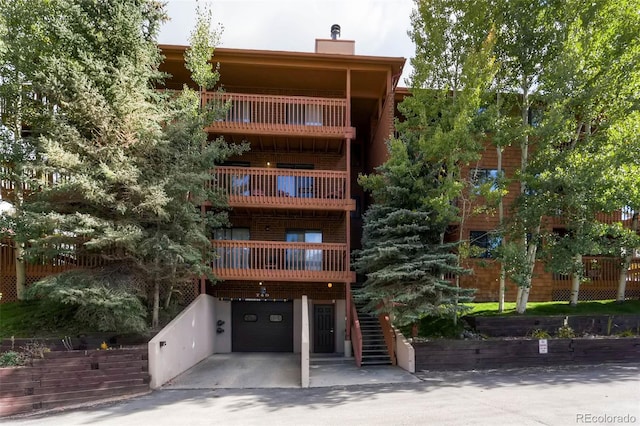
[394,328,415,373]
[293,299,302,353]
[148,294,216,389]
[214,299,231,353]
[301,295,310,388]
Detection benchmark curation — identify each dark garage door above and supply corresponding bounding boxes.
[232,301,294,352]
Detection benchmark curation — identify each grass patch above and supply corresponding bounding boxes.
[0,300,81,339]
[465,300,640,316]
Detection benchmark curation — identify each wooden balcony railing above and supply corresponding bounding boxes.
[211,240,351,282]
[202,92,354,138]
[378,311,397,366]
[211,166,353,210]
[350,298,363,367]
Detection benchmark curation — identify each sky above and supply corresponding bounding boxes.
[158,0,416,85]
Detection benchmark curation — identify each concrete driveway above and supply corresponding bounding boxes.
[162,353,420,389]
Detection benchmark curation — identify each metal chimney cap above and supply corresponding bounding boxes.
[331,24,341,40]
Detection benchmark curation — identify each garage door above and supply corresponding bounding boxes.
[232,301,293,352]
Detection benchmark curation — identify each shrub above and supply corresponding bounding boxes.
[20,341,51,359]
[0,351,27,367]
[556,316,575,338]
[528,329,551,339]
[25,270,148,333]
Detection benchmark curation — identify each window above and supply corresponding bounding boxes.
[230,100,251,123]
[214,228,250,269]
[304,104,323,126]
[269,314,283,322]
[528,106,543,127]
[222,161,251,196]
[470,230,501,258]
[276,163,314,198]
[285,230,322,271]
[470,168,502,193]
[286,103,323,126]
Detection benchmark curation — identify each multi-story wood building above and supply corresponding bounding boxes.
[156,34,403,355]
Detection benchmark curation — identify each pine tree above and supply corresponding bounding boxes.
[1,0,245,329]
[352,0,497,326]
[353,139,474,326]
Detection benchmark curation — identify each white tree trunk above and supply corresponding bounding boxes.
[617,212,638,302]
[569,253,583,306]
[152,280,160,329]
[515,78,534,315]
[497,143,505,313]
[516,286,530,313]
[15,242,26,300]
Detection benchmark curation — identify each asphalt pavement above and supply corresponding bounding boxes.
[4,364,639,425]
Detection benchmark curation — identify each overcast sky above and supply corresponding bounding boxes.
[158,0,416,85]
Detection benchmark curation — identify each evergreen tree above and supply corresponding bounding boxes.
[353,139,474,326]
[1,0,245,329]
[352,0,497,326]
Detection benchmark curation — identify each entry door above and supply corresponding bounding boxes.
[314,304,335,353]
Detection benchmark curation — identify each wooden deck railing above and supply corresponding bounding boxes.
[1,239,109,278]
[202,92,353,138]
[551,256,640,283]
[211,166,352,210]
[350,298,363,368]
[210,240,350,282]
[378,311,397,366]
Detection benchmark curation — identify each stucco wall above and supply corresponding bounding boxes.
[294,298,302,353]
[214,299,232,353]
[394,329,415,373]
[148,294,216,389]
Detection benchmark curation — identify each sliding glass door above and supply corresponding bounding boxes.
[285,230,322,271]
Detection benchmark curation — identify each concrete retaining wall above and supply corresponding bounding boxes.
[394,329,415,373]
[148,294,217,389]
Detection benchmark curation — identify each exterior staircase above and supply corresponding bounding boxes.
[353,300,392,366]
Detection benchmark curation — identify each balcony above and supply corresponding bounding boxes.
[202,92,355,139]
[211,166,354,211]
[211,240,353,282]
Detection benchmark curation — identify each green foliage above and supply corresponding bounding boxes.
[354,137,475,325]
[19,340,51,359]
[355,0,499,326]
[468,300,640,316]
[556,324,576,339]
[1,1,247,329]
[25,270,148,333]
[0,351,27,367]
[528,329,551,339]
[185,2,221,90]
[405,314,468,339]
[0,300,78,338]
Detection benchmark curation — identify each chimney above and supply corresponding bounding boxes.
[315,24,355,55]
[331,24,341,40]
